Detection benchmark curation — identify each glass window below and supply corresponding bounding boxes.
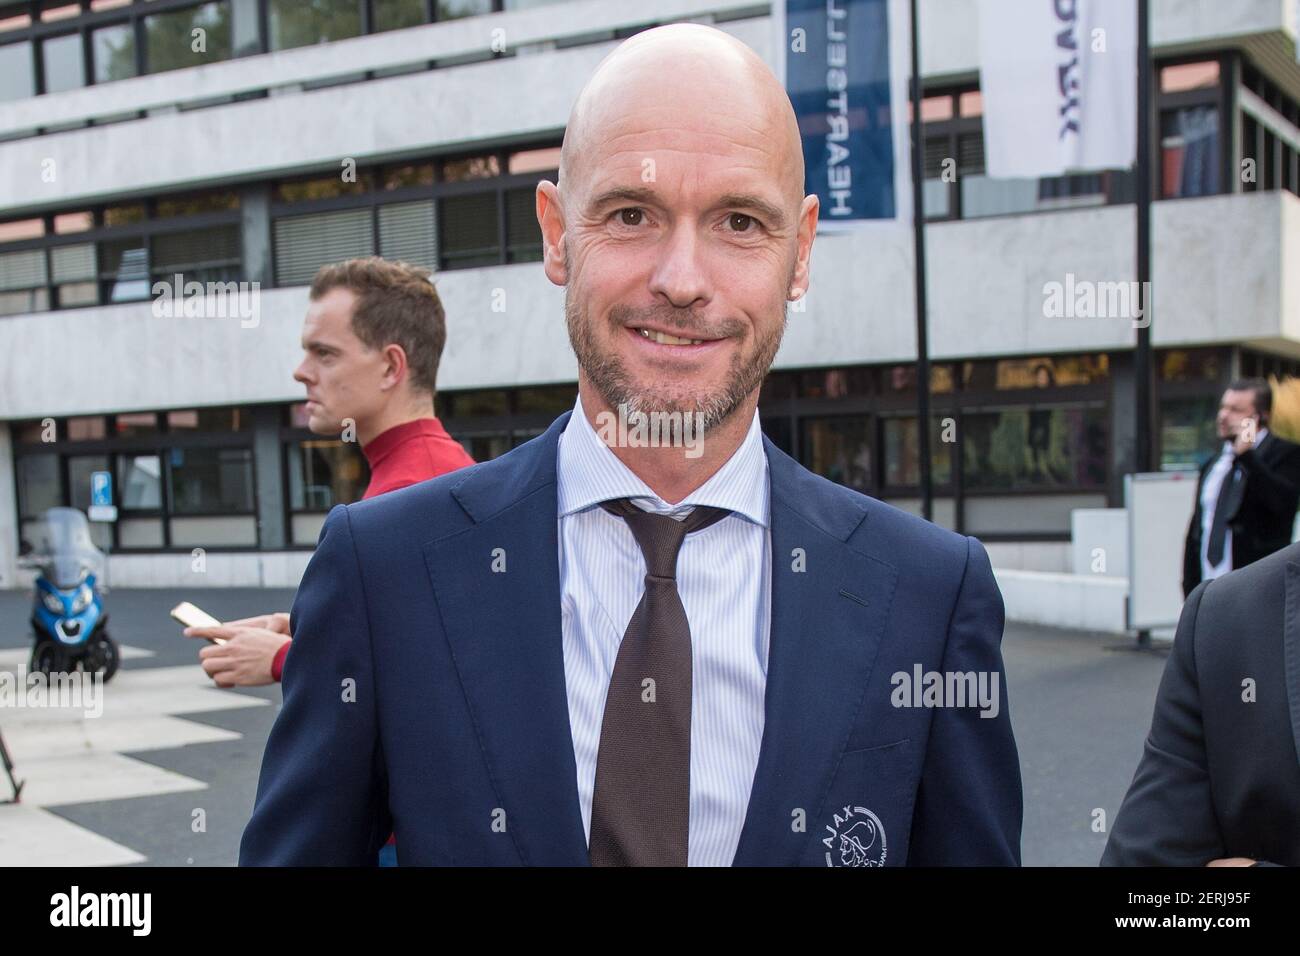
[1161,105,1220,198]
[963,406,1107,490]
[114,412,160,436]
[448,389,507,417]
[1161,60,1219,93]
[54,212,92,234]
[0,247,48,288]
[151,223,242,282]
[274,207,375,286]
[1159,396,1219,471]
[118,517,165,549]
[51,242,97,308]
[42,32,84,94]
[505,186,542,263]
[922,177,950,219]
[381,163,434,191]
[1159,348,1221,383]
[882,364,954,394]
[68,456,110,511]
[883,416,953,487]
[760,414,792,456]
[119,454,164,509]
[962,355,1108,391]
[0,218,44,242]
[759,370,796,402]
[0,41,34,102]
[0,14,33,33]
[155,190,240,217]
[0,247,48,315]
[442,154,500,181]
[0,287,49,316]
[514,385,577,416]
[798,367,876,399]
[917,93,953,122]
[374,0,426,32]
[958,90,983,117]
[962,171,1106,218]
[99,237,150,302]
[288,440,368,511]
[274,172,372,203]
[508,147,561,174]
[14,420,53,444]
[439,192,500,269]
[167,407,249,431]
[457,433,510,462]
[801,416,873,491]
[42,4,81,22]
[378,200,436,270]
[66,416,107,441]
[169,446,255,514]
[146,1,233,73]
[440,0,493,20]
[93,22,137,84]
[103,203,147,227]
[268,0,362,51]
[16,455,61,518]
[922,135,952,219]
[230,0,260,56]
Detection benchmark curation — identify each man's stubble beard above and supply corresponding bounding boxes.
[563,257,793,435]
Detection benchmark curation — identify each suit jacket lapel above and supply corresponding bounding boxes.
[1225,432,1271,522]
[1283,560,1300,771]
[422,411,589,865]
[732,439,899,866]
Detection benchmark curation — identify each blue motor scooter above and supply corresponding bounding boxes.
[19,507,119,681]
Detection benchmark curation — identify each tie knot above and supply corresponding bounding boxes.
[599,497,730,579]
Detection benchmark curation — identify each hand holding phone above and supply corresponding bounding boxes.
[171,602,227,644]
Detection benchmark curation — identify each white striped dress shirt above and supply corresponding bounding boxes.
[555,397,772,866]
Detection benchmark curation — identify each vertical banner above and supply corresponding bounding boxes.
[978,0,1137,178]
[776,0,913,229]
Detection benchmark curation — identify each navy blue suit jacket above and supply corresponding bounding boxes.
[240,410,1022,866]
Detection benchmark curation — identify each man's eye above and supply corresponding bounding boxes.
[728,213,756,232]
[617,208,644,226]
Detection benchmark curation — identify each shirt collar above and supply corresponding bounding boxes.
[556,396,770,527]
[362,416,453,469]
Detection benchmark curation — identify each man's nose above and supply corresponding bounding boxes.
[647,225,710,309]
[293,361,311,385]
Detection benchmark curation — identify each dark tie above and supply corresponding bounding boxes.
[1206,459,1238,566]
[588,497,730,867]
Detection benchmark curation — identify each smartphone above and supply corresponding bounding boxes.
[170,601,227,644]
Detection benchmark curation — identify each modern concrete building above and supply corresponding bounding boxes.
[1,0,1299,590]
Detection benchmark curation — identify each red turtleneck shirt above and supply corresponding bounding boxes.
[271,416,475,681]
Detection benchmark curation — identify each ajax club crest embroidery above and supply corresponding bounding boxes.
[823,805,887,867]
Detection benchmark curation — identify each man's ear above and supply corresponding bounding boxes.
[380,343,409,392]
[788,193,819,301]
[537,180,568,287]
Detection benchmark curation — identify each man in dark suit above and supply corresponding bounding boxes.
[1182,378,1300,597]
[239,23,1021,867]
[1103,542,1300,866]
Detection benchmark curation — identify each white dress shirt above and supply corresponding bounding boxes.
[1200,428,1267,582]
[555,398,771,866]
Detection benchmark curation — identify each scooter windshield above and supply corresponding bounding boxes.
[31,508,105,589]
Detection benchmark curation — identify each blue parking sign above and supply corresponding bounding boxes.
[89,471,117,523]
[91,471,112,508]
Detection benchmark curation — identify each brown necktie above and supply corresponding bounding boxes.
[588,497,730,867]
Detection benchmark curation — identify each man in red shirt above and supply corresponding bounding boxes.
[185,257,474,685]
